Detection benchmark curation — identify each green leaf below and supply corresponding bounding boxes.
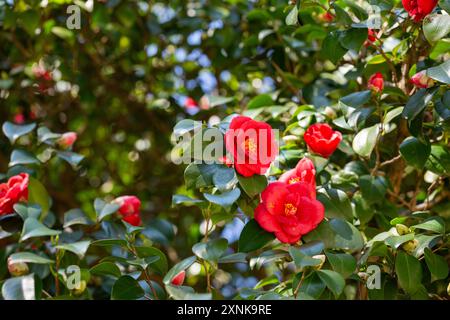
[325,252,356,279]
[55,241,91,259]
[412,217,445,234]
[212,166,238,192]
[218,252,247,264]
[91,239,127,247]
[173,119,202,137]
[352,124,380,157]
[192,238,228,262]
[237,174,268,197]
[172,195,206,208]
[424,248,449,282]
[395,251,422,295]
[165,284,212,300]
[339,28,368,51]
[426,145,450,175]
[163,256,197,285]
[2,122,36,144]
[63,209,92,228]
[203,188,241,210]
[384,233,415,249]
[285,5,298,26]
[402,88,438,121]
[56,151,84,167]
[440,0,450,13]
[322,32,348,64]
[28,177,51,219]
[289,247,322,270]
[297,241,325,256]
[426,60,450,84]
[423,14,450,44]
[1,274,40,300]
[13,203,41,220]
[317,188,353,221]
[9,149,39,167]
[90,262,122,278]
[184,163,217,189]
[135,246,168,275]
[399,137,431,169]
[94,198,120,221]
[317,269,345,298]
[247,94,274,109]
[20,217,61,241]
[127,256,160,270]
[296,271,325,299]
[238,219,275,253]
[8,252,53,265]
[111,276,145,300]
[359,175,388,205]
[340,90,372,108]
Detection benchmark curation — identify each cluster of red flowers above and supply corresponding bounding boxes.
[113,195,142,226]
[223,116,343,244]
[0,173,29,216]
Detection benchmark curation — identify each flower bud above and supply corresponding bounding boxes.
[411,70,434,89]
[58,132,77,149]
[396,224,410,236]
[368,72,384,93]
[7,257,29,277]
[401,239,419,253]
[73,280,87,296]
[323,106,337,119]
[171,270,186,286]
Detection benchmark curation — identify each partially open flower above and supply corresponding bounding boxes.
[319,11,334,22]
[113,195,142,226]
[304,123,342,158]
[411,70,435,88]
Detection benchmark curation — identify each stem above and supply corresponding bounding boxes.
[293,271,306,298]
[203,260,212,293]
[143,268,159,300]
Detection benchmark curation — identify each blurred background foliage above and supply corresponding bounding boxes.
[1,0,449,298]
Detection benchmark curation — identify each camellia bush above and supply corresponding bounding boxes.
[0,0,449,301]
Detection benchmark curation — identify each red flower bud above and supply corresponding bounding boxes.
[319,12,334,22]
[367,29,377,43]
[402,0,438,22]
[0,173,29,216]
[58,132,77,149]
[410,70,435,88]
[13,113,25,124]
[279,157,316,198]
[368,72,384,93]
[114,195,141,216]
[224,116,278,177]
[254,182,324,244]
[113,195,142,226]
[304,123,342,158]
[171,270,186,286]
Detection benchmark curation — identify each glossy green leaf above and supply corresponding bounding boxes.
[111,276,145,300]
[238,219,275,253]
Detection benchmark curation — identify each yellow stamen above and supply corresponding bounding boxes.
[284,203,297,216]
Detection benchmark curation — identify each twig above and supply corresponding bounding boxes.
[380,154,402,167]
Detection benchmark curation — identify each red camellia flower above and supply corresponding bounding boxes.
[279,158,316,198]
[304,123,342,158]
[113,195,142,226]
[58,132,77,149]
[224,116,278,177]
[402,0,438,22]
[254,182,324,244]
[368,72,384,93]
[411,70,435,88]
[171,270,186,286]
[0,173,29,216]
